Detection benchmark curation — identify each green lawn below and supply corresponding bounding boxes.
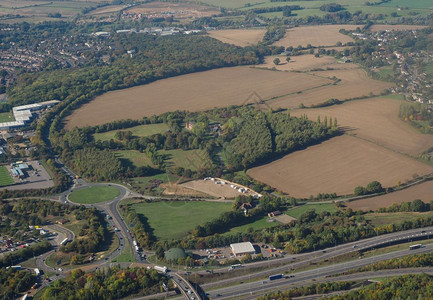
[286,203,339,219]
[160,149,212,171]
[0,112,14,123]
[115,150,155,168]
[0,166,14,187]
[93,123,168,141]
[68,186,120,204]
[130,201,232,240]
[226,216,280,235]
[112,243,134,263]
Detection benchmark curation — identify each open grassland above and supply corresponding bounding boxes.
[65,66,332,128]
[115,150,155,168]
[0,111,14,122]
[226,216,280,235]
[130,201,232,240]
[68,186,120,204]
[365,212,433,226]
[269,67,391,109]
[286,203,340,219]
[160,149,212,171]
[347,181,433,211]
[369,25,427,31]
[247,135,433,198]
[290,97,433,156]
[93,123,168,141]
[207,29,266,47]
[87,5,126,16]
[273,25,358,48]
[0,166,14,187]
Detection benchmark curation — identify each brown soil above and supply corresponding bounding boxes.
[208,29,266,47]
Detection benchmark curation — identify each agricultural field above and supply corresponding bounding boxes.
[369,25,427,32]
[286,203,340,219]
[207,29,266,47]
[258,54,356,72]
[247,135,433,198]
[124,2,219,20]
[0,0,100,20]
[129,200,232,240]
[114,150,155,168]
[93,123,168,142]
[290,97,433,156]
[68,186,120,204]
[365,211,433,226]
[0,166,14,187]
[273,25,358,48]
[346,181,433,211]
[65,66,332,128]
[86,4,126,16]
[268,67,391,109]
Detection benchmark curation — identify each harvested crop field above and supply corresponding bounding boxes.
[208,29,266,47]
[247,135,433,198]
[273,25,358,48]
[290,97,433,155]
[87,5,127,16]
[268,67,391,109]
[65,67,331,128]
[369,25,427,32]
[259,55,358,72]
[346,181,433,211]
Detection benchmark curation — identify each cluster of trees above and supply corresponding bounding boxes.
[260,281,353,299]
[251,5,302,16]
[41,267,166,300]
[399,103,433,133]
[327,274,433,299]
[61,208,108,255]
[262,26,287,45]
[354,181,384,196]
[0,241,51,268]
[223,109,338,170]
[378,199,433,213]
[320,3,345,12]
[0,198,76,240]
[0,268,36,299]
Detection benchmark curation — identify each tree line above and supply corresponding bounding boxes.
[0,268,37,300]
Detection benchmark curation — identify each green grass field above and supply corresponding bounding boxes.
[93,123,168,142]
[129,201,232,240]
[365,212,433,226]
[130,173,180,195]
[112,243,134,263]
[227,216,280,235]
[0,112,14,123]
[0,166,14,187]
[68,186,120,204]
[115,150,155,168]
[160,149,212,171]
[286,203,339,219]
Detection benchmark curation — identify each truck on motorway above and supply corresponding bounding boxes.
[269,274,283,281]
[154,265,168,274]
[409,244,422,250]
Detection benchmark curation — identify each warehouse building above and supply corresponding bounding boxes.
[230,242,256,256]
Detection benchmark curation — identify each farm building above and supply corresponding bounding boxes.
[230,242,255,256]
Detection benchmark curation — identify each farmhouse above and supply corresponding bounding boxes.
[230,242,255,256]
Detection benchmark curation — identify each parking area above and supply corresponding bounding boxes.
[0,160,54,190]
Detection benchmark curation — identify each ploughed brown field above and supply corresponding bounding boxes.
[346,181,433,211]
[273,25,358,48]
[268,67,392,109]
[207,29,266,47]
[290,97,433,156]
[247,135,433,198]
[369,25,427,32]
[65,66,331,129]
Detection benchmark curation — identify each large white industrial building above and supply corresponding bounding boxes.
[0,100,59,130]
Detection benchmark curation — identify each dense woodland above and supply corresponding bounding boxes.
[0,268,36,299]
[41,266,166,300]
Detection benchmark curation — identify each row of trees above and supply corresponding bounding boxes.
[120,203,156,249]
[0,241,51,268]
[378,199,433,213]
[259,281,353,299]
